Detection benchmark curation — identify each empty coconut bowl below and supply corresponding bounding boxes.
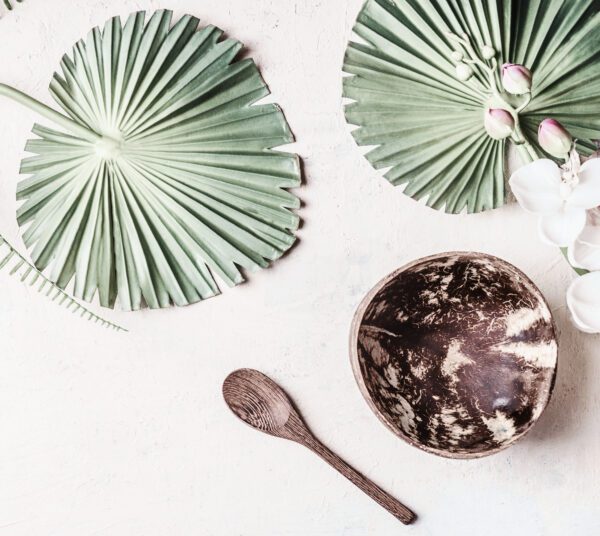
[350,252,557,459]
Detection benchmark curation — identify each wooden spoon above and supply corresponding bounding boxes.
[222,368,417,525]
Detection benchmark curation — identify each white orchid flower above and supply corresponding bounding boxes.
[568,209,600,270]
[509,151,600,247]
[567,271,600,334]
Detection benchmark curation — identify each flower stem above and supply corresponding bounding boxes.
[560,248,589,276]
[448,32,496,94]
[516,94,531,113]
[510,118,539,164]
[514,143,536,164]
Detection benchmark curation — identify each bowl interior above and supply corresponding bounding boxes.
[350,252,557,459]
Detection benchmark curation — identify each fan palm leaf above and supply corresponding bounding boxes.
[343,0,600,213]
[1,10,300,311]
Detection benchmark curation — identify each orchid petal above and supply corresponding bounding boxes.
[568,221,600,270]
[509,159,563,214]
[538,207,586,247]
[567,272,600,334]
[568,158,600,209]
[567,245,582,269]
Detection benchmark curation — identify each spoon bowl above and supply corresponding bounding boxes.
[223,369,298,438]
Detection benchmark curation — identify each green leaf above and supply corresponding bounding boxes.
[343,0,600,213]
[7,10,300,311]
[2,0,23,11]
[0,234,126,331]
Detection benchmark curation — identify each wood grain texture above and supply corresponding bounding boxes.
[223,368,416,525]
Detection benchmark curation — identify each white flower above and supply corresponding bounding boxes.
[568,210,600,270]
[567,271,600,333]
[509,153,600,247]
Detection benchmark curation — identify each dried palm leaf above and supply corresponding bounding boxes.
[1,10,300,311]
[343,0,600,213]
[0,234,126,330]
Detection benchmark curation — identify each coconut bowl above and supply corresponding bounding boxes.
[350,252,557,459]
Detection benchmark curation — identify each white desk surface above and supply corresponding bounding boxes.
[0,1,598,534]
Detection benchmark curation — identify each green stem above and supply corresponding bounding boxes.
[510,119,538,164]
[0,83,100,143]
[520,138,538,162]
[514,142,535,165]
[449,33,494,94]
[560,248,588,276]
[516,93,531,113]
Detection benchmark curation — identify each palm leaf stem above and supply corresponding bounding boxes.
[0,84,100,142]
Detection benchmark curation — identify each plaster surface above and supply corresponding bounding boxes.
[0,1,598,535]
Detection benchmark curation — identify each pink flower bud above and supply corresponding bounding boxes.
[484,108,515,140]
[538,119,572,158]
[501,64,532,95]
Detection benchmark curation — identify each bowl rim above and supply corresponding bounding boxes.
[349,251,558,460]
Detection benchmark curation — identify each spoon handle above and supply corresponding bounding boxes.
[302,435,416,525]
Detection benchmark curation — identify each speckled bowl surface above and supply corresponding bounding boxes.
[350,252,558,459]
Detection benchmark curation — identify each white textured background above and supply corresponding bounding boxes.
[0,1,598,535]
